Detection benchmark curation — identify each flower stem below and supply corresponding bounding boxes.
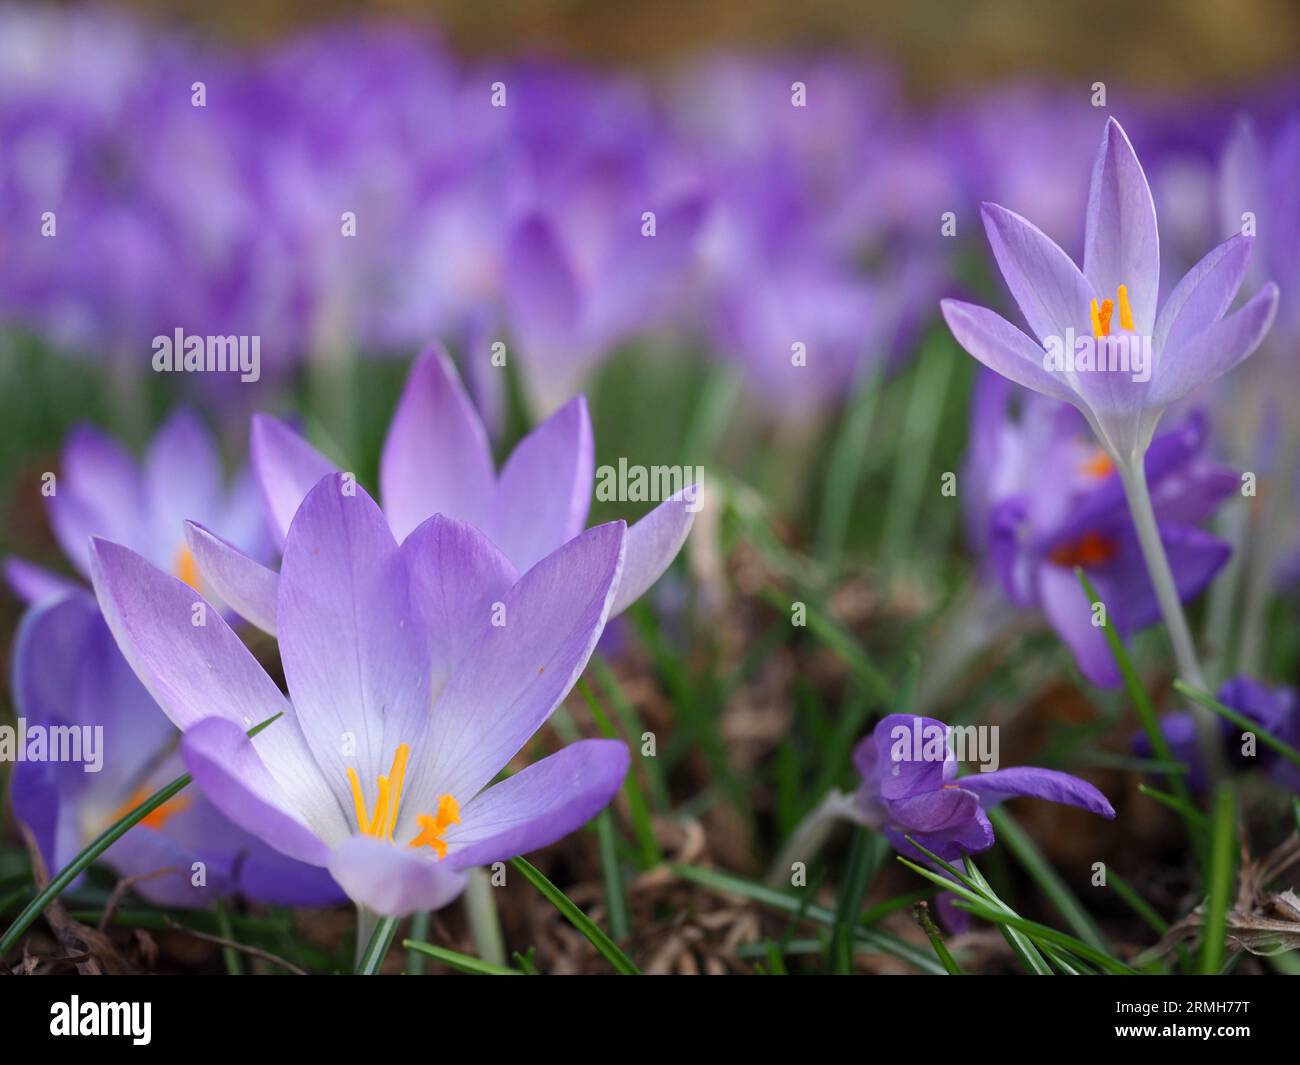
[464,867,507,967]
[1116,457,1223,776]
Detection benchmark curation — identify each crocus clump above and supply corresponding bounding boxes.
[10,593,342,907]
[847,714,1115,863]
[186,346,695,637]
[91,474,631,917]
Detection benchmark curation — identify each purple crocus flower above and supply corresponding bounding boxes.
[968,373,1237,687]
[847,714,1115,864]
[942,116,1278,463]
[89,474,631,917]
[4,409,269,607]
[185,346,695,637]
[1135,676,1300,793]
[11,592,342,907]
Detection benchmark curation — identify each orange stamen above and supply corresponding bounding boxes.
[111,786,191,831]
[1117,284,1134,331]
[1048,530,1119,569]
[346,744,411,839]
[174,545,202,592]
[1080,450,1115,479]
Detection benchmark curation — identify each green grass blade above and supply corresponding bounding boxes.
[672,863,945,974]
[1138,784,1208,829]
[356,915,400,975]
[827,829,887,973]
[1199,781,1237,975]
[578,675,661,867]
[511,857,640,975]
[913,901,963,975]
[987,808,1108,952]
[595,811,630,941]
[953,901,1137,975]
[403,939,522,975]
[406,911,431,975]
[1076,568,1196,807]
[815,370,880,571]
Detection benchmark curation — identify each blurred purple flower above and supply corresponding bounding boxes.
[90,475,630,917]
[4,409,270,608]
[847,713,1115,864]
[1220,115,1300,342]
[1134,675,1300,793]
[10,592,342,907]
[966,375,1237,686]
[186,347,695,636]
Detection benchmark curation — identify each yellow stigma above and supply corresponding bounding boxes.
[173,544,202,592]
[346,743,410,841]
[409,794,460,859]
[1116,284,1134,331]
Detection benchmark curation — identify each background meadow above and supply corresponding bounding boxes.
[1,0,1299,976]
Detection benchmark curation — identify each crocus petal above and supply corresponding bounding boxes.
[89,538,289,733]
[1098,526,1230,633]
[980,203,1095,344]
[143,409,222,554]
[961,766,1116,819]
[866,714,955,799]
[400,513,518,693]
[181,717,333,866]
[487,395,595,573]
[886,786,980,834]
[406,521,626,816]
[1083,117,1160,334]
[1037,564,1121,688]
[103,825,231,908]
[379,347,495,542]
[885,811,994,864]
[185,521,280,635]
[3,557,81,605]
[1153,234,1253,356]
[88,538,342,840]
[1218,117,1266,286]
[250,414,339,549]
[504,214,582,368]
[445,739,629,870]
[48,490,115,582]
[49,427,142,573]
[278,475,430,793]
[236,844,348,907]
[609,490,697,616]
[940,299,1074,405]
[1151,283,1279,408]
[327,836,468,917]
